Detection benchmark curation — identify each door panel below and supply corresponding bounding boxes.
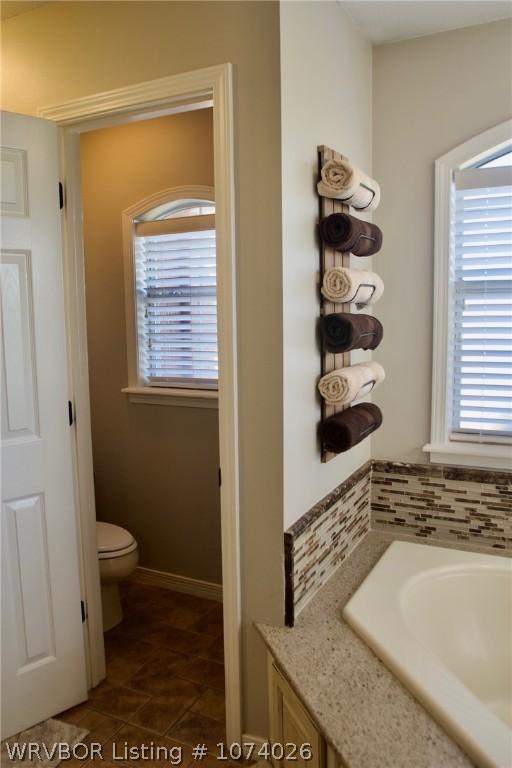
[1,250,39,440]
[1,111,87,739]
[3,494,55,664]
[0,147,28,216]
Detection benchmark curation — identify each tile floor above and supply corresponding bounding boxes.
[58,581,229,767]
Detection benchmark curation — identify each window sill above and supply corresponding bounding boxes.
[423,441,511,471]
[121,386,218,410]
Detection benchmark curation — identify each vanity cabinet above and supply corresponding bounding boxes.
[267,653,346,768]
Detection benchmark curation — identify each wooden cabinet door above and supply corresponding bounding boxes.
[268,655,325,768]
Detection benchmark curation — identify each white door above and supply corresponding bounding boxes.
[1,111,87,739]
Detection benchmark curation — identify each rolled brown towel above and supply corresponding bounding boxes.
[319,213,383,256]
[321,403,382,453]
[321,313,383,353]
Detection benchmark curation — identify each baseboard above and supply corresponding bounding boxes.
[131,566,222,602]
[241,734,269,760]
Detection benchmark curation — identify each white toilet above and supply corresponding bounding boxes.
[97,521,139,632]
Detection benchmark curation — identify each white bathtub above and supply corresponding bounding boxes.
[343,541,512,768]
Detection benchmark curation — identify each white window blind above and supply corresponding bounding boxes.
[135,226,218,389]
[451,166,512,441]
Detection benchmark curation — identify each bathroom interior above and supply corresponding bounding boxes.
[80,107,221,617]
[0,2,511,768]
[81,106,226,740]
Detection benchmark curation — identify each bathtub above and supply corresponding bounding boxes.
[343,541,512,768]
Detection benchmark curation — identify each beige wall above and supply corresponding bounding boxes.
[1,1,283,736]
[280,2,373,527]
[80,109,222,582]
[372,19,512,463]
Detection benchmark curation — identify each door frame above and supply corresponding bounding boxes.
[39,64,242,743]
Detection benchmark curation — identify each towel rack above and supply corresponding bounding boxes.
[317,146,383,462]
[352,282,377,308]
[317,145,352,463]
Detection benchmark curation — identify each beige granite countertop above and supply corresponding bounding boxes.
[257,531,480,768]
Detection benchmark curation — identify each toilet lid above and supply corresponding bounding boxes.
[97,521,136,556]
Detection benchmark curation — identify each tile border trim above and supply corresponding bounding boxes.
[371,460,511,485]
[287,460,372,539]
[284,532,295,627]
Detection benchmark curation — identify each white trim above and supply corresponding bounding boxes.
[454,166,512,190]
[449,431,512,446]
[122,386,218,409]
[39,69,220,124]
[58,128,106,687]
[131,566,222,603]
[428,119,512,470]
[423,442,511,470]
[440,120,512,171]
[121,184,216,390]
[241,735,270,760]
[135,213,215,237]
[128,185,215,219]
[39,64,242,744]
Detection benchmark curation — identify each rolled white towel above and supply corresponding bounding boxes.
[318,361,386,406]
[321,267,384,307]
[317,158,380,211]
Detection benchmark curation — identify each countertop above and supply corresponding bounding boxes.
[257,531,479,768]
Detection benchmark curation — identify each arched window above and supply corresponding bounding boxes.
[122,186,218,400]
[425,122,512,469]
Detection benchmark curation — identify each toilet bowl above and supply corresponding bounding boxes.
[97,521,138,632]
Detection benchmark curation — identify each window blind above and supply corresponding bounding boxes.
[451,166,512,441]
[135,227,218,389]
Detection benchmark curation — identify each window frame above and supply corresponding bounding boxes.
[121,184,218,408]
[424,120,512,469]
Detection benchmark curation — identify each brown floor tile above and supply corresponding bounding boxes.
[88,682,150,721]
[56,751,87,766]
[56,701,90,724]
[145,626,218,658]
[89,677,112,695]
[190,688,225,723]
[186,756,255,768]
[197,636,224,663]
[105,654,149,687]
[125,596,166,617]
[167,711,225,752]
[79,760,119,768]
[126,622,197,649]
[158,605,210,632]
[130,679,204,735]
[119,587,218,637]
[115,606,168,640]
[127,650,189,697]
[105,723,192,768]
[178,658,225,692]
[189,605,223,637]
[57,711,124,768]
[120,581,170,606]
[185,757,221,768]
[80,583,226,765]
[74,709,124,745]
[155,592,215,614]
[104,630,158,665]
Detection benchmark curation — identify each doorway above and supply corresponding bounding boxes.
[69,108,226,744]
[39,66,241,745]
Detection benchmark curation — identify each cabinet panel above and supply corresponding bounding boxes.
[268,654,325,768]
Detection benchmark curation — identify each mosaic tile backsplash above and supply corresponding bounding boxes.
[371,461,512,552]
[285,460,511,626]
[285,462,371,626]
